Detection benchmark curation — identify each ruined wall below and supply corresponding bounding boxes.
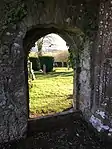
[79,39,91,111]
[0,24,27,142]
[79,0,112,136]
[0,0,100,143]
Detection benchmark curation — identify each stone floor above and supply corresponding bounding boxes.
[1,118,112,149]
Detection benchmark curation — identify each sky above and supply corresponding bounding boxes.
[32,33,68,52]
[42,33,68,51]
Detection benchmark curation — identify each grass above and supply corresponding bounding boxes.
[29,67,73,117]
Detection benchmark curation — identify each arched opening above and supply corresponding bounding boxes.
[1,0,106,144]
[28,33,74,118]
[23,28,77,118]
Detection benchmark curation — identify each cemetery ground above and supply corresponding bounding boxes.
[29,67,73,118]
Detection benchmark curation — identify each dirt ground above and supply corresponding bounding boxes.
[1,119,112,149]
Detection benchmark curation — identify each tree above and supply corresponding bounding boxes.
[35,34,56,56]
[36,38,44,57]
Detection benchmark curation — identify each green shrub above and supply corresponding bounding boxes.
[39,56,54,72]
[29,57,40,71]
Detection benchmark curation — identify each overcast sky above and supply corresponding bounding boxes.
[32,33,68,52]
[42,33,68,51]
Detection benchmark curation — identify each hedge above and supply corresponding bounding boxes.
[39,56,54,73]
[29,57,40,71]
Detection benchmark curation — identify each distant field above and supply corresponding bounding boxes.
[29,67,73,118]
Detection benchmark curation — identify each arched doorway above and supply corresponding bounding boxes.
[0,0,100,143]
[23,27,81,118]
[27,33,74,118]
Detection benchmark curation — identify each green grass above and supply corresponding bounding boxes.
[29,67,73,117]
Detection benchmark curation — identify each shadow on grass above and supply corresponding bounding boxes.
[34,71,73,78]
[30,97,73,117]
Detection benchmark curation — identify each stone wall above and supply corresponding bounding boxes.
[1,0,110,143]
[79,39,91,111]
[79,0,112,136]
[0,24,27,142]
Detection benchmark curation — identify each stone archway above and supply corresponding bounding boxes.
[0,24,91,144]
[23,26,84,117]
[2,0,112,144]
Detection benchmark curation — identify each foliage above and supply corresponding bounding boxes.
[29,67,73,117]
[68,33,86,69]
[39,56,54,73]
[29,57,40,71]
[6,3,27,24]
[68,48,74,68]
[29,52,38,58]
[29,56,54,72]
[35,34,56,56]
[36,38,44,57]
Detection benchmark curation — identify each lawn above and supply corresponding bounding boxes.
[29,67,74,118]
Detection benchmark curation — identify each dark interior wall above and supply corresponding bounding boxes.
[77,0,112,137]
[87,0,112,134]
